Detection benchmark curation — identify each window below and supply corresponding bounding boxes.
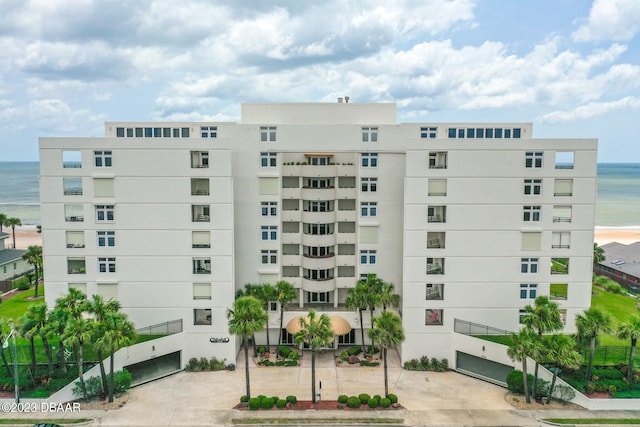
[338,330,356,344]
[427,232,445,249]
[307,156,331,165]
[193,283,212,300]
[260,126,276,142]
[425,309,443,326]
[261,226,277,240]
[304,201,333,212]
[200,126,217,138]
[304,268,334,280]
[97,231,115,247]
[64,204,84,222]
[192,205,210,222]
[524,179,542,195]
[361,152,378,167]
[303,223,333,235]
[504,129,512,138]
[519,309,527,324]
[304,178,334,188]
[261,250,277,264]
[551,258,569,274]
[521,232,541,251]
[553,205,572,223]
[63,150,82,168]
[361,202,377,217]
[194,308,212,325]
[420,127,437,139]
[486,128,494,138]
[550,283,568,300]
[428,206,446,223]
[66,231,85,248]
[425,283,444,300]
[116,127,125,137]
[94,178,114,197]
[360,250,377,264]
[525,152,543,168]
[260,152,277,167]
[555,152,574,169]
[193,258,211,274]
[192,231,211,248]
[308,292,330,303]
[98,257,116,273]
[428,179,447,196]
[552,232,571,249]
[521,258,539,274]
[94,151,112,167]
[191,151,209,168]
[361,177,377,192]
[261,201,277,216]
[513,128,521,138]
[448,128,457,138]
[554,179,573,196]
[523,206,541,222]
[361,127,378,143]
[475,128,484,138]
[191,178,210,196]
[67,258,86,274]
[520,284,537,299]
[304,246,334,258]
[467,128,475,138]
[63,177,83,195]
[96,205,115,222]
[426,258,444,274]
[495,128,503,138]
[428,152,447,169]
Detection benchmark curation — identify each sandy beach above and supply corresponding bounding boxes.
[3,225,43,250]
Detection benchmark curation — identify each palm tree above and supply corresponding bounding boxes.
[507,328,540,403]
[521,296,563,399]
[257,283,278,352]
[576,307,613,381]
[593,242,605,265]
[545,334,581,404]
[0,318,13,376]
[377,281,400,312]
[19,306,40,375]
[20,303,54,376]
[4,217,21,248]
[0,213,6,232]
[294,310,334,403]
[227,296,267,399]
[275,281,296,357]
[617,314,640,383]
[88,294,121,393]
[367,311,405,396]
[95,311,136,402]
[241,283,265,356]
[63,316,93,401]
[345,282,369,352]
[21,246,43,297]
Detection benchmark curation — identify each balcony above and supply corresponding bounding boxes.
[64,189,83,196]
[281,254,301,266]
[65,216,84,222]
[281,233,302,245]
[336,233,356,244]
[282,187,301,199]
[192,215,210,222]
[192,244,211,248]
[191,189,210,196]
[66,244,85,248]
[302,233,336,247]
[302,210,336,223]
[302,187,336,200]
[336,187,357,199]
[302,277,336,293]
[281,210,301,222]
[301,165,336,178]
[553,216,571,223]
[302,255,336,270]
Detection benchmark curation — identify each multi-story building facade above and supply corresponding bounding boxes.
[40,102,597,367]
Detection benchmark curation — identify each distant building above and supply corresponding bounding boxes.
[39,101,598,368]
[594,242,640,292]
[0,232,30,292]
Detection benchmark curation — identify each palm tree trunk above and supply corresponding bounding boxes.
[78,341,88,401]
[11,225,16,249]
[33,264,39,297]
[586,337,596,380]
[628,339,637,384]
[522,359,530,404]
[29,336,36,375]
[244,335,251,399]
[311,350,317,403]
[97,349,108,395]
[0,347,11,377]
[42,336,54,376]
[252,333,257,357]
[265,310,271,352]
[108,346,115,403]
[547,368,558,405]
[57,340,67,374]
[383,347,389,397]
[369,308,375,350]
[359,308,365,353]
[533,362,540,400]
[277,308,284,359]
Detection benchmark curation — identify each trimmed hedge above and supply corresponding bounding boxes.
[368,397,379,408]
[261,397,275,409]
[379,397,391,408]
[346,396,361,408]
[358,393,371,404]
[248,398,260,410]
[276,399,287,409]
[387,393,398,404]
[286,395,297,404]
[338,394,348,404]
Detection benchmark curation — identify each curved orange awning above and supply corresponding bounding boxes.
[285,315,352,336]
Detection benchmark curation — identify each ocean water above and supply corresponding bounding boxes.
[0,162,638,227]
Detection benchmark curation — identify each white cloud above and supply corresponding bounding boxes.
[573,0,640,41]
[538,96,640,123]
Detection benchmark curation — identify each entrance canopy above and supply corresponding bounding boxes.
[286,315,352,336]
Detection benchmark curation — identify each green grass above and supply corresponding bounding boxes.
[591,285,638,346]
[0,286,45,321]
[544,419,640,425]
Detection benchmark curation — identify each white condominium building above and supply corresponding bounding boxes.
[39,102,597,367]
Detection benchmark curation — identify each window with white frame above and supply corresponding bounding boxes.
[361,153,378,167]
[96,205,115,222]
[260,152,277,167]
[525,152,543,168]
[523,205,541,222]
[200,126,217,138]
[361,177,377,192]
[420,127,437,139]
[94,150,112,167]
[361,127,378,142]
[361,202,377,217]
[97,231,115,247]
[98,257,116,273]
[521,258,539,273]
[360,250,377,264]
[261,225,277,240]
[261,201,277,216]
[260,126,276,142]
[261,250,277,264]
[520,284,537,299]
[524,179,542,195]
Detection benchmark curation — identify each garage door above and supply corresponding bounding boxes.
[455,351,513,387]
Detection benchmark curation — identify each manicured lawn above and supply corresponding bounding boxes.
[0,286,46,321]
[591,285,638,346]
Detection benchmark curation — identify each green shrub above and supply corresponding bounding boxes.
[358,393,371,404]
[368,397,379,408]
[248,398,260,410]
[209,356,226,370]
[347,346,361,356]
[614,390,640,398]
[261,397,275,409]
[551,384,575,402]
[240,395,249,403]
[185,357,200,371]
[387,393,398,404]
[258,345,267,354]
[285,360,298,366]
[506,370,535,395]
[373,394,381,401]
[276,399,287,409]
[279,346,291,357]
[289,350,299,360]
[257,394,267,400]
[379,397,391,408]
[605,282,623,294]
[346,396,360,408]
[271,395,279,403]
[113,369,132,395]
[592,368,624,380]
[338,395,348,404]
[340,351,349,361]
[286,395,297,404]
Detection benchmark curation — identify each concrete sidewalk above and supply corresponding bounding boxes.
[3,350,640,426]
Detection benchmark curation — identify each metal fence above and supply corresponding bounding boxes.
[454,319,512,337]
[586,345,640,366]
[135,319,183,336]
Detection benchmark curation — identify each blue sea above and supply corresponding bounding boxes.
[0,162,638,226]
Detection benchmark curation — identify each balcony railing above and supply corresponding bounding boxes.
[554,192,572,196]
[68,268,86,274]
[66,244,85,248]
[303,253,335,258]
[553,216,571,223]
[192,244,211,248]
[428,164,447,169]
[65,216,84,222]
[550,290,568,300]
[193,268,211,274]
[303,276,335,281]
[428,215,445,223]
[552,244,570,249]
[64,189,83,195]
[426,264,444,274]
[192,215,210,222]
[191,190,210,196]
[63,163,82,168]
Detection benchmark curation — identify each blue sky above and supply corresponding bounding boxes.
[0,0,639,162]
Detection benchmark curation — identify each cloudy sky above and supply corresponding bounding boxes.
[1,0,639,162]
